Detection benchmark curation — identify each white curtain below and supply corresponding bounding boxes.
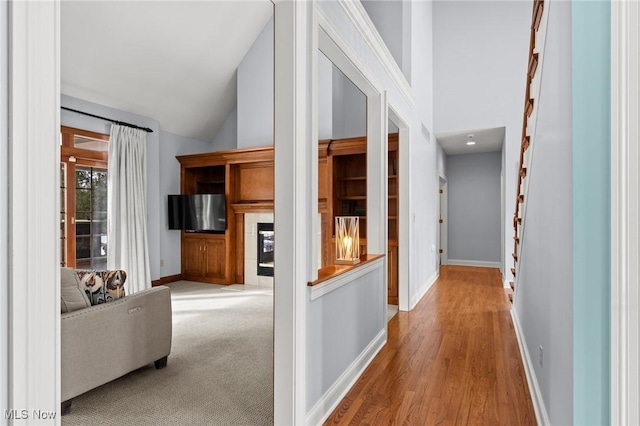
[107,124,151,294]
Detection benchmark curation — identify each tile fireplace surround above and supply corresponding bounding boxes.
[244,213,274,287]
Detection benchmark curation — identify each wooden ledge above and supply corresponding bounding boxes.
[309,254,384,286]
[308,254,385,300]
[231,202,274,213]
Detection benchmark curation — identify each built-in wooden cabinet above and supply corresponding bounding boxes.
[182,234,226,280]
[177,147,274,285]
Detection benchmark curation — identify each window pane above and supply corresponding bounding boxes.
[76,236,90,260]
[76,168,92,189]
[74,135,108,152]
[76,188,91,212]
[76,220,90,236]
[92,219,107,236]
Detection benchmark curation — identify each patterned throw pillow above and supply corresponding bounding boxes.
[76,270,127,305]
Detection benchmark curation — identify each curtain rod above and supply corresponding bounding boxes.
[61,106,154,133]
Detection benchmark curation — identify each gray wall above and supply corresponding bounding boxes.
[318,53,333,140]
[513,2,573,424]
[306,267,385,408]
[331,68,366,139]
[159,131,211,277]
[211,107,237,150]
[61,95,211,281]
[446,152,501,264]
[237,16,273,148]
[361,0,410,83]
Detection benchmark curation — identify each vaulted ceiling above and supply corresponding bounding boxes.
[61,1,272,141]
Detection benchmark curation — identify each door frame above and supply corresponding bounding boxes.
[388,106,411,312]
[438,178,448,267]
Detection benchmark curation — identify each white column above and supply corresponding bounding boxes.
[611,1,640,424]
[273,1,311,424]
[8,1,61,424]
[0,1,8,422]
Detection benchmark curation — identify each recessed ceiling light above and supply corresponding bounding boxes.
[466,141,476,146]
[466,134,476,146]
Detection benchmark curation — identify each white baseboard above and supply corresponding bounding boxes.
[305,329,386,425]
[504,279,511,289]
[447,259,501,269]
[510,309,551,425]
[409,270,439,310]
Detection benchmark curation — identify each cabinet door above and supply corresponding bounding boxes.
[388,245,399,305]
[183,238,203,276]
[203,238,226,279]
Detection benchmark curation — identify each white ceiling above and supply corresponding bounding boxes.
[436,127,505,156]
[61,1,273,141]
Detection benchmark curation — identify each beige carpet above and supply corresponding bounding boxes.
[63,281,274,426]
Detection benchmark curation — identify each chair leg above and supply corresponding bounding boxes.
[61,399,72,416]
[154,356,168,369]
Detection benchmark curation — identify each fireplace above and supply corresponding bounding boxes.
[257,223,274,277]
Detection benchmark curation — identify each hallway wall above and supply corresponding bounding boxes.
[513,2,573,424]
[446,152,501,265]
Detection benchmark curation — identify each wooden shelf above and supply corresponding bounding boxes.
[231,202,274,214]
[343,176,366,181]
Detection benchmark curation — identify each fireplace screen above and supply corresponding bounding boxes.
[257,223,274,277]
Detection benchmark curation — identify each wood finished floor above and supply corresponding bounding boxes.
[324,266,536,426]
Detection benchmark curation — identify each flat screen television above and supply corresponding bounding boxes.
[167,194,226,232]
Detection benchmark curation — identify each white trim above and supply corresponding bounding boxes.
[8,0,61,421]
[511,310,551,426]
[410,271,438,310]
[503,279,511,289]
[315,6,383,98]
[273,1,309,423]
[611,1,640,424]
[309,257,384,301]
[304,329,386,426]
[447,260,501,269]
[0,0,8,420]
[388,106,412,312]
[337,0,415,107]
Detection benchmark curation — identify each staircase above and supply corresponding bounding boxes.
[508,0,547,304]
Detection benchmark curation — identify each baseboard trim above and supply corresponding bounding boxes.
[510,309,551,425]
[409,270,439,310]
[504,279,511,289]
[305,328,386,425]
[447,259,501,269]
[151,274,183,287]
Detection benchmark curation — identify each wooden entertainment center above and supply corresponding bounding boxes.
[176,133,399,303]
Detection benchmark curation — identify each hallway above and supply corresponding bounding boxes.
[325,266,536,425]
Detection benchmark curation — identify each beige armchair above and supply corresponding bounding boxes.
[60,268,172,414]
